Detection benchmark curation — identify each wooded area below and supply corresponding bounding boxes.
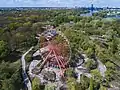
[0,9,120,90]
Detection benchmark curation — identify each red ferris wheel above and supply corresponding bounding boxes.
[37,29,71,77]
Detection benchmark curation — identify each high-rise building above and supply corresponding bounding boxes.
[90,4,94,15]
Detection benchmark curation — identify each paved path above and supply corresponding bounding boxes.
[97,59,107,77]
[21,47,34,90]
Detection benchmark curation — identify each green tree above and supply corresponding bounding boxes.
[89,77,94,90]
[90,69,102,83]
[85,59,97,70]
[100,84,107,90]
[67,77,76,90]
[105,61,115,70]
[44,83,56,90]
[0,61,22,90]
[0,40,9,58]
[32,77,41,90]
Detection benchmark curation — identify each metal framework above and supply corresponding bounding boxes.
[37,29,70,77]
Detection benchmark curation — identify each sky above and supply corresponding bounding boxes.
[0,0,120,7]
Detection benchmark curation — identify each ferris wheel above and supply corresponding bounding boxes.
[36,29,71,76]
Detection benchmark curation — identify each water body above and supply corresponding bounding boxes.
[106,15,120,19]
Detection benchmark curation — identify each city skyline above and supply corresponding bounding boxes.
[0,0,120,7]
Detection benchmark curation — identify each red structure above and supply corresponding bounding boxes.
[39,30,70,77]
[40,42,68,76]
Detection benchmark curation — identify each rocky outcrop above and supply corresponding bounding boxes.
[42,70,56,81]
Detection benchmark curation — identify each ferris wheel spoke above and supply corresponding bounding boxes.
[58,57,66,68]
[57,56,65,68]
[52,49,66,68]
[53,50,64,76]
[39,50,52,69]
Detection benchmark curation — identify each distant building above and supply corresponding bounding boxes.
[80,4,97,17]
[90,4,94,15]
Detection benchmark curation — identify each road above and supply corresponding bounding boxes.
[21,47,34,90]
[97,59,107,77]
[75,53,107,83]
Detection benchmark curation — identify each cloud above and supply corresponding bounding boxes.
[48,0,60,3]
[0,0,120,7]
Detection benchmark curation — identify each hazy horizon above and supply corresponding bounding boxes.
[0,0,120,8]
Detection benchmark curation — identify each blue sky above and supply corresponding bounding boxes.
[0,0,120,7]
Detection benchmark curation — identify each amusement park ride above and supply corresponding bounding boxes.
[38,29,70,76]
[30,28,71,79]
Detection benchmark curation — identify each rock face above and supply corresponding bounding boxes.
[42,70,56,81]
